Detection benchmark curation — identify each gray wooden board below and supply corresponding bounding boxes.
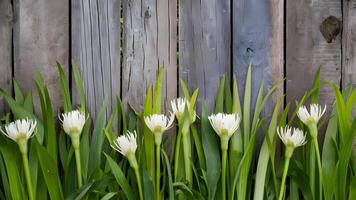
[343,0,356,89]
[342,0,356,151]
[0,0,13,114]
[286,0,342,113]
[233,0,277,120]
[122,0,177,113]
[71,0,121,118]
[179,0,231,112]
[13,0,69,115]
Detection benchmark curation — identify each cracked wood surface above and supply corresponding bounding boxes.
[71,0,121,118]
[0,0,12,114]
[13,0,69,115]
[122,0,177,113]
[286,0,342,110]
[343,0,356,88]
[179,0,231,112]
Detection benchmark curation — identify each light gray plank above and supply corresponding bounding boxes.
[13,0,69,114]
[122,0,177,112]
[71,0,121,118]
[179,0,230,112]
[286,0,341,110]
[342,0,356,88]
[0,0,13,114]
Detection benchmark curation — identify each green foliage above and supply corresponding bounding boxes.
[0,62,355,200]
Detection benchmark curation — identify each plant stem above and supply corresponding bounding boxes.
[22,153,34,200]
[74,147,83,187]
[173,130,182,181]
[155,143,161,200]
[221,148,227,200]
[313,138,323,200]
[134,167,144,200]
[182,131,192,186]
[220,136,229,200]
[278,155,291,200]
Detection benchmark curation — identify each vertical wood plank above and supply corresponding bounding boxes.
[286,0,341,109]
[233,0,283,114]
[122,0,177,112]
[13,0,69,114]
[0,0,13,114]
[179,0,230,111]
[71,0,121,117]
[342,0,356,88]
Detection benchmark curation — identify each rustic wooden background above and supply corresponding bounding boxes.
[0,0,353,130]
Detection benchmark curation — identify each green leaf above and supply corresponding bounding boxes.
[143,85,155,179]
[202,104,221,200]
[105,154,134,200]
[162,150,174,200]
[57,61,72,112]
[253,98,283,200]
[153,67,164,114]
[35,139,64,200]
[180,79,191,100]
[243,64,252,150]
[215,75,225,113]
[88,97,109,176]
[72,61,87,113]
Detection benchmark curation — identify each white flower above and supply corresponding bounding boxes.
[60,110,86,135]
[208,113,240,139]
[1,119,37,142]
[144,113,175,134]
[297,104,326,125]
[277,126,307,148]
[111,130,138,157]
[171,97,196,122]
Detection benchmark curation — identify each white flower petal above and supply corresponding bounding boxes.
[277,126,306,148]
[297,104,326,124]
[144,113,175,134]
[112,130,138,157]
[60,110,86,135]
[208,113,240,139]
[1,119,37,142]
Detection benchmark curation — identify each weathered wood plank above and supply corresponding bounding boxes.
[342,0,356,88]
[233,0,282,114]
[286,0,341,110]
[122,0,177,112]
[13,0,69,114]
[179,0,230,112]
[71,0,121,117]
[0,0,13,114]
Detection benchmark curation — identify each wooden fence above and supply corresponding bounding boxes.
[0,0,354,127]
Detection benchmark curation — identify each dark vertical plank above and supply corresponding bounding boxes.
[122,0,177,112]
[179,0,230,111]
[71,0,121,117]
[13,0,69,114]
[286,0,341,109]
[233,0,283,114]
[0,0,13,114]
[342,0,356,88]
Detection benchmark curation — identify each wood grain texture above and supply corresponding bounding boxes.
[179,0,230,112]
[12,0,69,114]
[71,0,121,118]
[269,0,284,104]
[122,0,177,112]
[342,0,356,88]
[233,0,276,115]
[286,0,341,109]
[0,0,13,114]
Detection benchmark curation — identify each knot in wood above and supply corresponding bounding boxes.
[144,8,151,19]
[319,16,342,43]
